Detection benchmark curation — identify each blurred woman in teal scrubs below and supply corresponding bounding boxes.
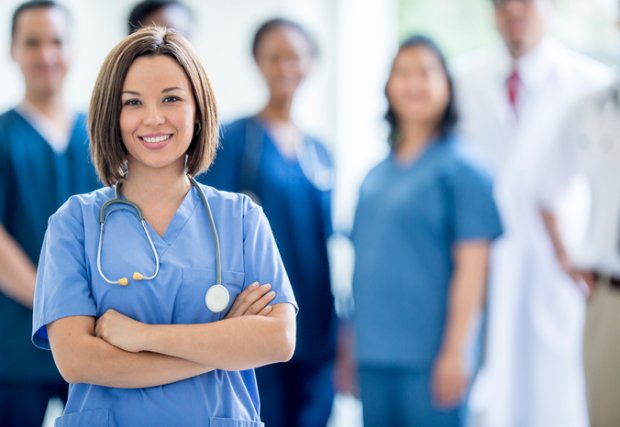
[352,35,502,427]
[199,18,337,427]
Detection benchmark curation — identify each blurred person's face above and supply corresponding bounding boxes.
[254,26,313,101]
[386,46,450,129]
[493,0,551,58]
[143,5,193,39]
[11,6,71,98]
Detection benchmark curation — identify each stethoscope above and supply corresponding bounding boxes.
[295,136,334,192]
[96,176,230,313]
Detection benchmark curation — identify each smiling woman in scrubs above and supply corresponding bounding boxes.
[352,35,502,427]
[31,27,297,427]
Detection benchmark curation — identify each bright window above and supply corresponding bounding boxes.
[398,0,619,64]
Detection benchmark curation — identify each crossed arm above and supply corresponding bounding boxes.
[47,283,295,389]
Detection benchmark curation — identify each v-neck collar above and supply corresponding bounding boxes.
[114,184,200,257]
[14,105,78,155]
[389,135,445,171]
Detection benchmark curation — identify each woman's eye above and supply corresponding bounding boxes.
[123,99,141,106]
[163,96,180,103]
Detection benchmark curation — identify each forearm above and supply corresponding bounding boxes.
[541,209,568,261]
[440,242,489,356]
[0,225,36,308]
[441,280,483,355]
[141,304,296,370]
[49,316,213,388]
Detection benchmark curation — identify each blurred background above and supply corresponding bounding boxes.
[1,0,617,237]
[1,1,618,426]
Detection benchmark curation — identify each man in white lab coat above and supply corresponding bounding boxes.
[539,83,620,427]
[454,1,612,426]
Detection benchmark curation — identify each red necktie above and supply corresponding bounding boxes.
[507,68,521,114]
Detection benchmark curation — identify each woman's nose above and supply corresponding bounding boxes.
[143,105,165,126]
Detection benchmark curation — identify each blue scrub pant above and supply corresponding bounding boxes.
[256,360,334,427]
[0,382,67,427]
[359,366,463,427]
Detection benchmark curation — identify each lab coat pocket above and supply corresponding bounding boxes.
[55,409,111,427]
[209,417,264,427]
[176,269,245,323]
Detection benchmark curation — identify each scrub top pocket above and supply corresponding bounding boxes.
[209,417,264,427]
[55,408,111,427]
[176,269,245,323]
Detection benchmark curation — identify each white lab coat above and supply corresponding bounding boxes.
[454,38,612,427]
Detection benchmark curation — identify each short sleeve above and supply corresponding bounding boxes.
[32,201,97,350]
[242,200,298,312]
[446,159,502,242]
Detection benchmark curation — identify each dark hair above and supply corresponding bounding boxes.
[89,27,218,186]
[127,0,192,35]
[251,17,318,59]
[11,1,70,40]
[385,34,459,148]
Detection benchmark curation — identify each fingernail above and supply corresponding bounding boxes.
[268,291,276,297]
[262,283,271,290]
[250,282,259,288]
[265,305,273,311]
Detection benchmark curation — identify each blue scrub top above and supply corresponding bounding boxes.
[352,134,502,369]
[198,116,337,364]
[0,108,100,383]
[32,184,297,426]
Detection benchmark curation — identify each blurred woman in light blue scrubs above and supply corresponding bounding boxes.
[352,35,502,427]
[31,27,297,427]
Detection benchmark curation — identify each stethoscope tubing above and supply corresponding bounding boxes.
[189,176,222,286]
[96,176,221,287]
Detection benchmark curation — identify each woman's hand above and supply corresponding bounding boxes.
[95,309,147,353]
[225,282,276,318]
[431,351,468,408]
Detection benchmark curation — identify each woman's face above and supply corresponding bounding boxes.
[119,54,196,174]
[386,45,450,128]
[254,26,313,101]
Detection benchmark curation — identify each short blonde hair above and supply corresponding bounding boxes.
[89,26,218,186]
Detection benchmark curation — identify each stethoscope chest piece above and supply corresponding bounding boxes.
[205,284,230,313]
